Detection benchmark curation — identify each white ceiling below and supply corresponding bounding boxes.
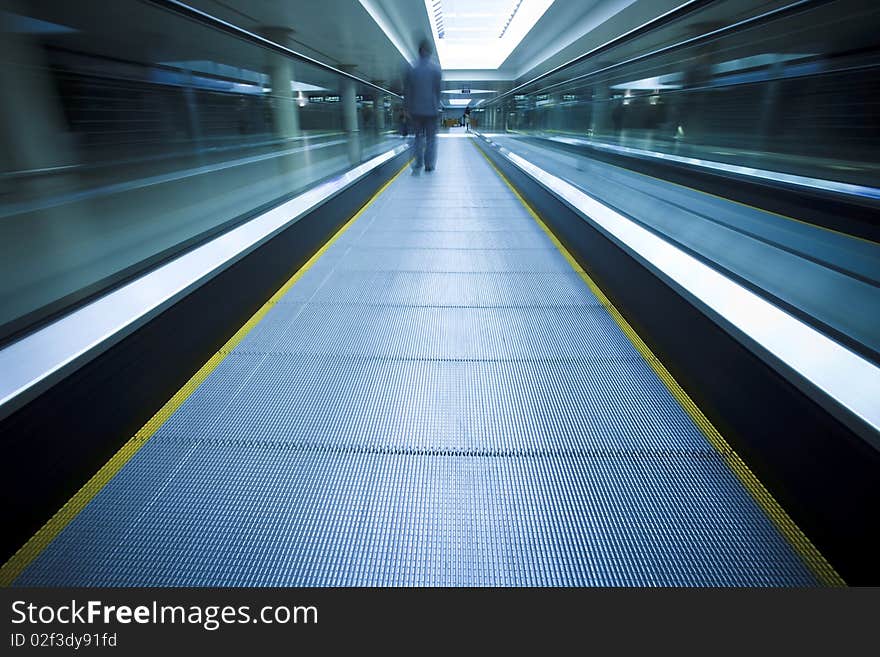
[187,0,690,96]
[424,0,557,70]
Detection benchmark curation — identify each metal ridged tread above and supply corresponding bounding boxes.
[16,135,818,586]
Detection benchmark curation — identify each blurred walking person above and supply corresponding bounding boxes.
[405,39,441,174]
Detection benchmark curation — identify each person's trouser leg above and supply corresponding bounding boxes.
[412,117,425,170]
[424,117,437,170]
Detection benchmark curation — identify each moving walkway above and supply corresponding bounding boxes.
[2,137,848,586]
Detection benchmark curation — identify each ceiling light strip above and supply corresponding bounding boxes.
[499,0,525,38]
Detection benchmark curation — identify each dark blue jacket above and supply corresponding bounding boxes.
[405,55,441,118]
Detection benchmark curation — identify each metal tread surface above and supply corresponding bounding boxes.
[15,136,818,586]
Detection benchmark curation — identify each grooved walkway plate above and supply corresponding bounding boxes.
[15,137,818,586]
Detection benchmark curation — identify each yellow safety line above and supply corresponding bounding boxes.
[0,159,411,587]
[472,140,846,587]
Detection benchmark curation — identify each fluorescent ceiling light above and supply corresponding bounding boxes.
[425,0,555,70]
[713,53,817,75]
[445,98,487,107]
[440,88,498,94]
[291,82,329,92]
[161,60,264,85]
[610,73,682,90]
